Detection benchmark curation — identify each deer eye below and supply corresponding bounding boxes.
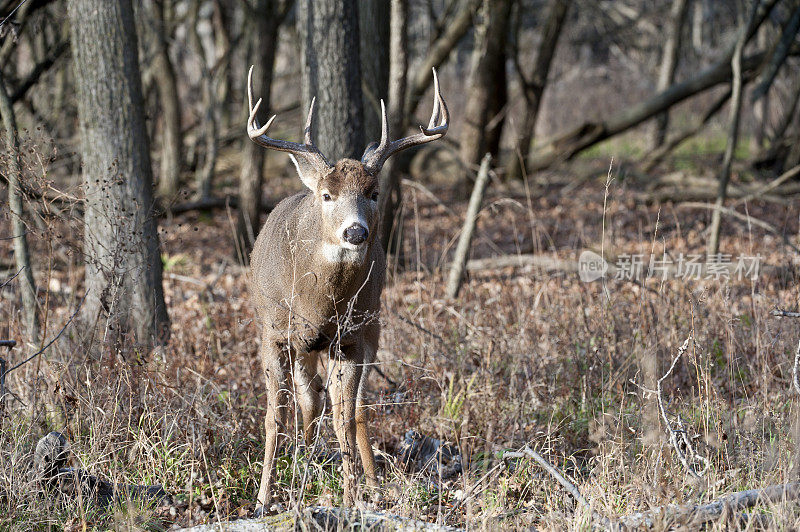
[322,193,332,202]
[370,191,379,201]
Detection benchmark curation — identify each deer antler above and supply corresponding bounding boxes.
[361,68,449,175]
[247,65,332,178]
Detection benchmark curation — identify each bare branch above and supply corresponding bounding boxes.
[616,482,800,530]
[773,309,800,318]
[751,4,800,102]
[656,335,709,479]
[4,293,86,376]
[794,339,800,396]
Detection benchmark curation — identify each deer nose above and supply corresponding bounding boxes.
[343,224,368,245]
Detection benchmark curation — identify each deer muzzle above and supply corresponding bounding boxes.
[342,224,368,245]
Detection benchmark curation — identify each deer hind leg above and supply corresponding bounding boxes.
[356,342,378,489]
[328,348,362,506]
[293,351,323,451]
[255,341,290,513]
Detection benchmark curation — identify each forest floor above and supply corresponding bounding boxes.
[1,155,799,530]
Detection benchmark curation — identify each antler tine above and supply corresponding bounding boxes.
[245,66,332,175]
[378,99,389,149]
[427,69,441,130]
[423,68,448,135]
[303,97,316,145]
[361,67,450,175]
[247,65,255,113]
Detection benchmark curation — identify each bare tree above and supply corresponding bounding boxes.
[378,0,409,258]
[297,0,364,161]
[649,0,690,150]
[144,0,183,200]
[67,0,170,346]
[359,0,390,143]
[506,0,571,181]
[708,0,765,256]
[525,0,780,172]
[0,69,39,343]
[191,0,219,201]
[459,0,512,187]
[403,0,481,127]
[236,0,288,253]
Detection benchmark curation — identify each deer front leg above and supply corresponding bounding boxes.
[255,341,290,514]
[293,351,323,451]
[328,349,362,506]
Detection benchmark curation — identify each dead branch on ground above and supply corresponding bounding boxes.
[794,340,800,396]
[614,482,800,530]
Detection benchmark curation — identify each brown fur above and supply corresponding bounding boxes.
[250,158,384,510]
[318,159,379,196]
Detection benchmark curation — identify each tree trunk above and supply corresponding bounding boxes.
[752,25,770,152]
[403,0,481,126]
[297,0,364,161]
[506,0,571,181]
[459,0,512,188]
[67,0,170,347]
[526,0,779,172]
[146,0,183,200]
[0,69,40,344]
[447,153,492,299]
[378,0,408,259]
[760,80,800,167]
[192,0,219,200]
[649,0,690,149]
[359,0,390,144]
[140,0,183,201]
[708,3,754,257]
[236,0,280,255]
[692,0,704,53]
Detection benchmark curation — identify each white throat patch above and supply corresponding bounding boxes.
[321,242,367,263]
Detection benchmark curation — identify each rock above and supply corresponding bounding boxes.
[398,430,462,480]
[32,432,171,508]
[33,431,69,483]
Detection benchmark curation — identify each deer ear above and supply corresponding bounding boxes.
[289,155,322,191]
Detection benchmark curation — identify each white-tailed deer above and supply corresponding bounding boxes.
[246,66,448,511]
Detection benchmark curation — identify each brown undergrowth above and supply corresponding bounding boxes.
[1,156,799,530]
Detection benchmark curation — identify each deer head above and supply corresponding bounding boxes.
[246,65,449,255]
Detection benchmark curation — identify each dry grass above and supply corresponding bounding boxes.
[1,152,799,531]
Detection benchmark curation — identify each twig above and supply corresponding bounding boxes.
[371,363,397,388]
[400,178,457,217]
[733,164,800,206]
[504,446,592,511]
[444,460,508,520]
[793,339,800,396]
[4,293,86,376]
[0,339,15,411]
[0,266,25,290]
[0,0,28,30]
[656,335,709,479]
[772,308,800,318]
[386,306,447,346]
